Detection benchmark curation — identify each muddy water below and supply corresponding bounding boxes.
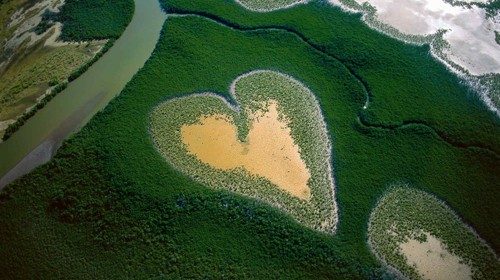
[0,0,167,188]
[181,101,311,200]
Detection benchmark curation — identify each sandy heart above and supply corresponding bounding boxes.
[181,100,311,200]
[150,70,337,233]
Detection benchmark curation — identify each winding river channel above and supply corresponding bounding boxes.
[0,0,167,188]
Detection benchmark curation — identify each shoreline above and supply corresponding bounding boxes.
[0,0,111,141]
[0,88,107,189]
[0,0,167,189]
[328,0,500,116]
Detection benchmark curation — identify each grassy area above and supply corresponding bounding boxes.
[236,0,303,11]
[0,1,498,278]
[151,70,337,233]
[0,0,134,139]
[0,42,101,121]
[368,187,499,279]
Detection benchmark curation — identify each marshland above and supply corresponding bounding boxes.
[0,0,498,278]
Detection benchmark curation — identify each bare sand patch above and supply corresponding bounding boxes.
[4,0,65,51]
[400,233,472,280]
[181,101,311,200]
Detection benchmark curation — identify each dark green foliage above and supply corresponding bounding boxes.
[158,0,500,248]
[34,0,134,40]
[32,20,53,35]
[48,79,59,87]
[162,0,500,152]
[479,0,500,17]
[55,0,135,41]
[33,9,58,35]
[0,1,499,279]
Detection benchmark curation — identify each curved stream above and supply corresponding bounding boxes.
[0,0,167,188]
[164,10,499,156]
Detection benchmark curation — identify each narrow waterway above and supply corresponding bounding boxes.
[0,0,167,188]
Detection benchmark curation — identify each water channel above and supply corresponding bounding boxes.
[0,0,167,188]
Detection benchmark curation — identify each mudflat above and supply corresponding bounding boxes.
[181,101,311,200]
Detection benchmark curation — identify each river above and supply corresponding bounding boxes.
[0,0,167,188]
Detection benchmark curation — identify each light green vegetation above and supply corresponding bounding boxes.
[368,187,499,279]
[150,70,337,233]
[0,0,134,140]
[236,0,304,11]
[0,42,102,121]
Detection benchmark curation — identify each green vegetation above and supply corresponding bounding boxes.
[33,10,56,35]
[0,44,94,121]
[0,43,101,140]
[163,0,500,152]
[368,187,499,279]
[55,0,134,41]
[478,0,500,18]
[0,42,107,141]
[495,31,500,45]
[1,0,134,140]
[0,0,499,278]
[67,40,114,82]
[2,82,67,140]
[151,71,337,233]
[236,0,303,11]
[161,0,500,247]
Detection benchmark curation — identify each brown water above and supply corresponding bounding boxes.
[0,0,167,188]
[181,101,311,200]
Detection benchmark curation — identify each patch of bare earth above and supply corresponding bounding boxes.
[181,100,311,200]
[399,233,473,280]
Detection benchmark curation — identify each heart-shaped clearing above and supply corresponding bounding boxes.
[150,70,337,233]
[181,100,311,200]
